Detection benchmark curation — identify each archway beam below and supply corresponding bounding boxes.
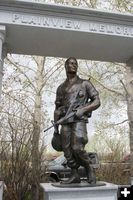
[0,0,133,62]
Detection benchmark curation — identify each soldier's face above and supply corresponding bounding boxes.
[65,58,78,74]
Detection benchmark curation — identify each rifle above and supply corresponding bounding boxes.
[44,87,82,133]
[44,110,76,133]
[43,102,92,133]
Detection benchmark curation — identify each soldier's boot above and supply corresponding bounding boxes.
[61,168,81,184]
[85,165,96,184]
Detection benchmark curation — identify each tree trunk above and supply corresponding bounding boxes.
[125,58,133,184]
[31,56,45,200]
[31,97,41,200]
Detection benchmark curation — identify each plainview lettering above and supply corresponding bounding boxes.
[12,14,81,30]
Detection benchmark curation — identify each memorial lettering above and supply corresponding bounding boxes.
[11,13,133,38]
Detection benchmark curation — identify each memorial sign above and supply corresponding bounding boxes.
[0,0,133,62]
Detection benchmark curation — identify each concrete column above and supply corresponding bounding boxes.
[126,57,133,185]
[0,27,6,196]
[0,25,6,99]
[0,182,3,200]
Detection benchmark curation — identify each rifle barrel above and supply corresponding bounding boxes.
[44,124,54,132]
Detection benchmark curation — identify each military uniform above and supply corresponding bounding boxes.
[54,75,99,170]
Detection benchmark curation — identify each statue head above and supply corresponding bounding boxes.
[65,57,78,75]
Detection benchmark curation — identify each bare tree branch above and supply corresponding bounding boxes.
[6,56,37,92]
[2,91,33,116]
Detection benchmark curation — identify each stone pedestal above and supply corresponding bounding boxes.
[40,182,118,200]
[0,182,3,200]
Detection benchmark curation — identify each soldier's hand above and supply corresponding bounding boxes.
[75,108,85,118]
[54,125,59,134]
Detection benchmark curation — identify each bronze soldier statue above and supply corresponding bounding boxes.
[53,57,100,184]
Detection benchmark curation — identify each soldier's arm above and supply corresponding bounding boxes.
[85,80,100,112]
[76,81,100,118]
